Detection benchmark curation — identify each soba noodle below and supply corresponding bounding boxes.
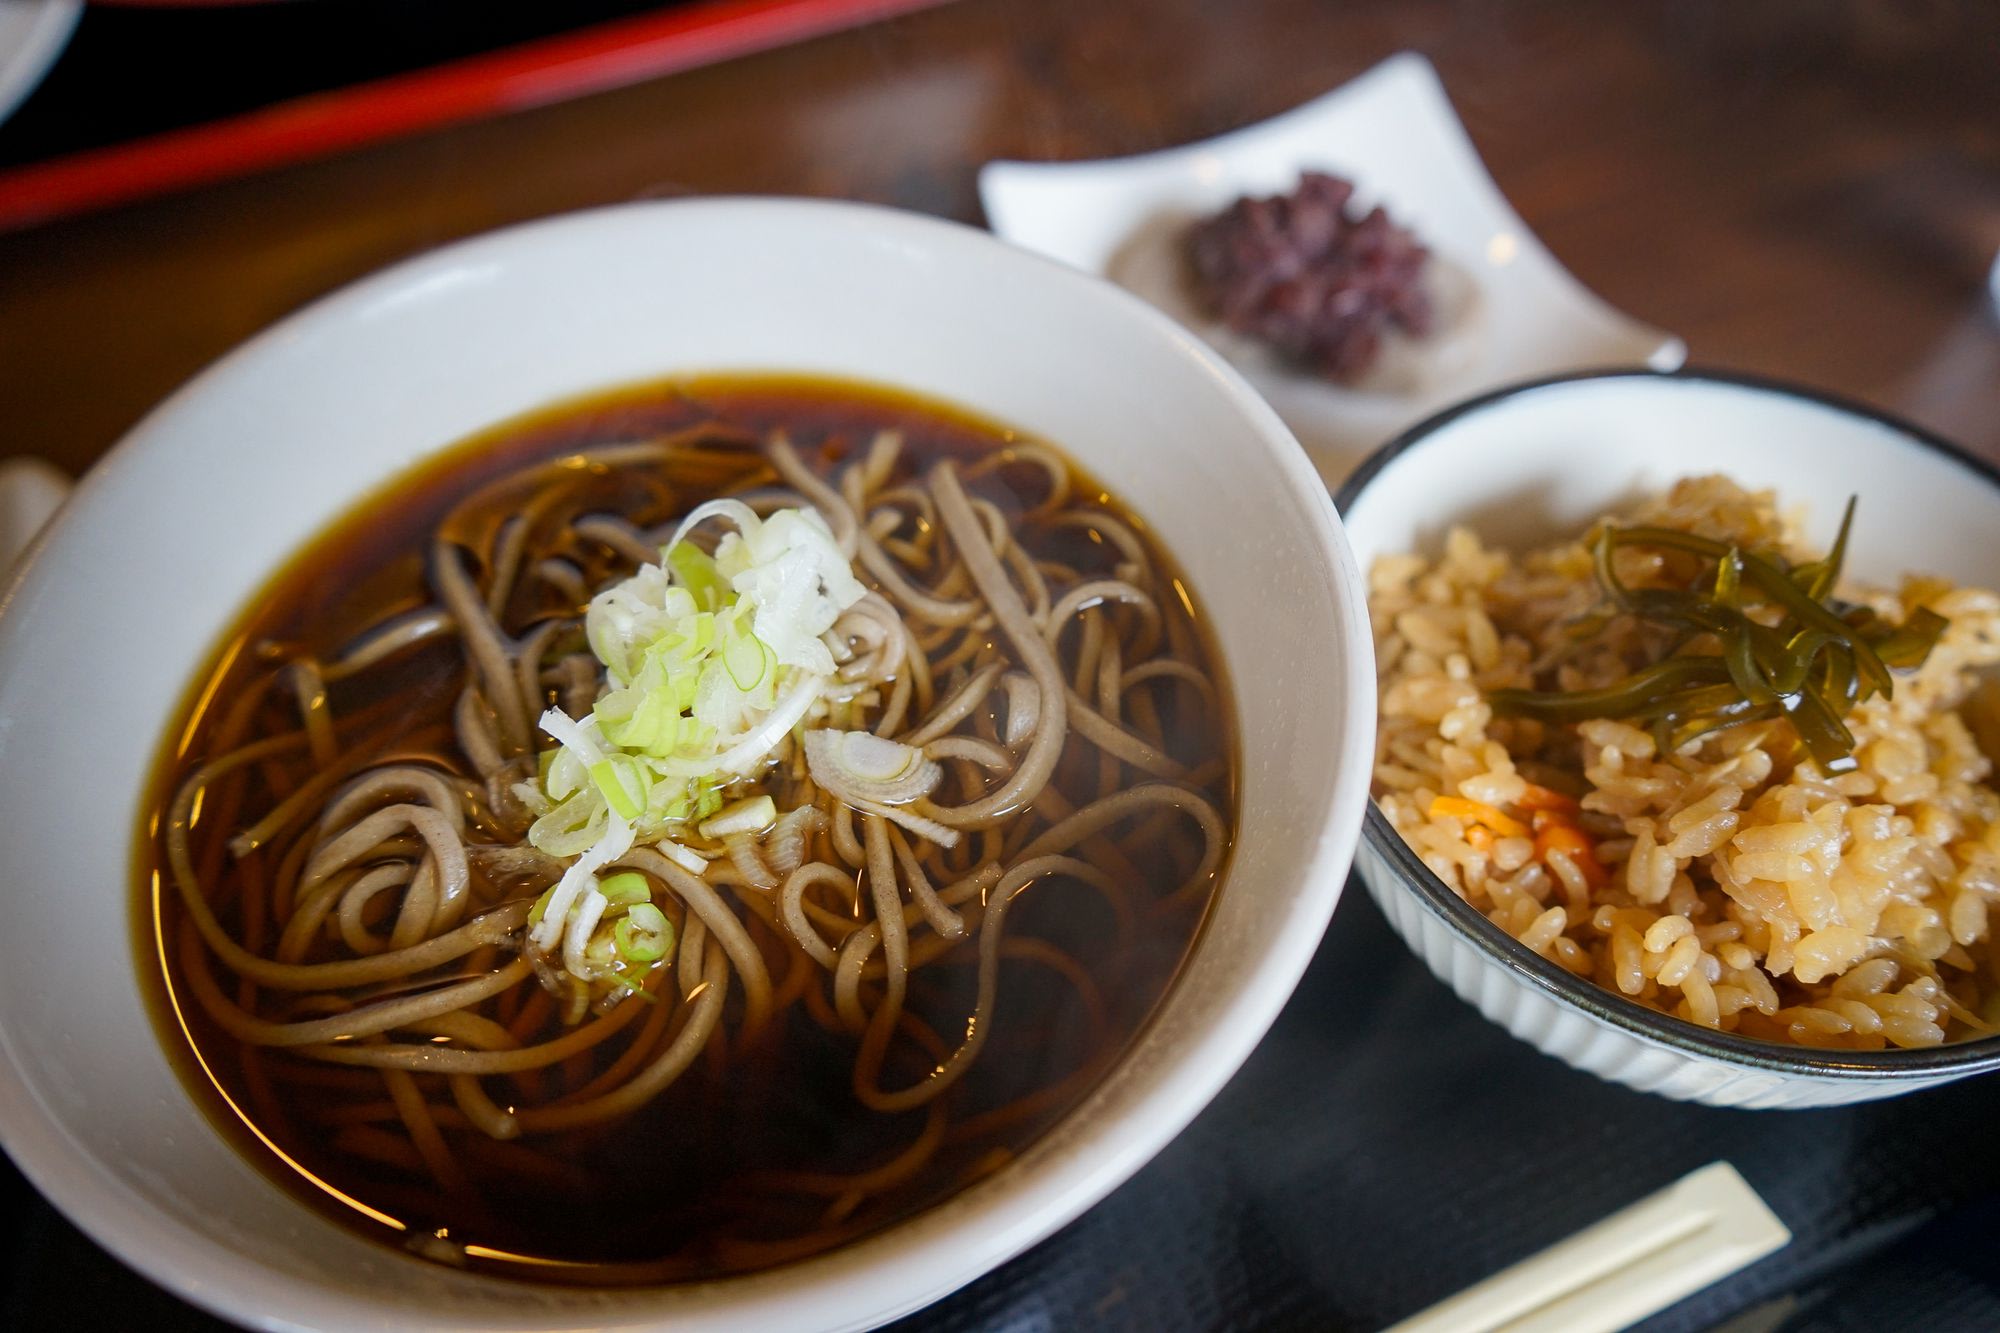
[146,378,1234,1280]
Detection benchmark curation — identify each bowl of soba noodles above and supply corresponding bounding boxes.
[0,198,1374,1330]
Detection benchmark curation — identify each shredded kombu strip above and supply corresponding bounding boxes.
[1487,498,1949,773]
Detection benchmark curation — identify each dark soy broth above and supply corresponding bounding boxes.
[139,374,1236,1283]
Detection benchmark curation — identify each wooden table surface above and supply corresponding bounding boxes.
[2,0,1997,479]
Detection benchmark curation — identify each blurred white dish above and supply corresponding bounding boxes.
[0,0,77,125]
[0,455,70,574]
[979,52,1685,483]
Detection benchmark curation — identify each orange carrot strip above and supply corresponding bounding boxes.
[1428,796,1529,839]
[1516,782,1581,814]
[1466,825,1496,854]
[1536,823,1608,887]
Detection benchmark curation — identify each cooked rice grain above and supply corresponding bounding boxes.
[1372,476,2000,1049]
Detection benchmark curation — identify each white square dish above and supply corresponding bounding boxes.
[979,52,1686,483]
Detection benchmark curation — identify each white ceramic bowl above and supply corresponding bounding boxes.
[0,0,78,126]
[0,199,1375,1330]
[1335,369,2000,1109]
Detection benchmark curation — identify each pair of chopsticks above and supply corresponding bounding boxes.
[0,0,948,232]
[1389,1162,1790,1333]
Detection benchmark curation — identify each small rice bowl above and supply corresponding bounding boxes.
[1371,475,2000,1049]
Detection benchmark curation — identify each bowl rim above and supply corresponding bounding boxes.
[0,195,1375,1329]
[1333,365,2000,1080]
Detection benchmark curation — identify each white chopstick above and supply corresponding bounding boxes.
[1387,1161,1790,1333]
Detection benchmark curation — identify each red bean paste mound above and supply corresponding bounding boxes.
[1185,172,1433,383]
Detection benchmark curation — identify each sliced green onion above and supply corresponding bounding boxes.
[722,618,771,690]
[524,503,869,997]
[589,758,645,821]
[605,969,658,1001]
[598,872,650,906]
[527,884,557,927]
[657,840,709,874]
[698,793,777,840]
[667,541,729,612]
[615,903,674,964]
[599,685,683,756]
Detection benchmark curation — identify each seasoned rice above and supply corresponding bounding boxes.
[1371,476,2000,1049]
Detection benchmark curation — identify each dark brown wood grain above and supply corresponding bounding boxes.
[2,0,1995,478]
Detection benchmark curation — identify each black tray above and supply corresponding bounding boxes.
[6,886,1999,1331]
